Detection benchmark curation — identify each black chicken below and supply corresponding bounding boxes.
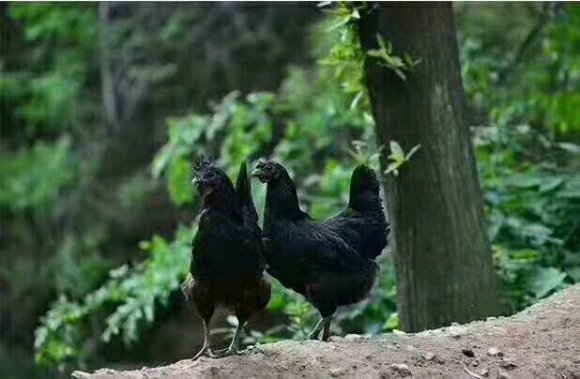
[252,160,388,341]
[182,158,270,359]
[325,164,389,260]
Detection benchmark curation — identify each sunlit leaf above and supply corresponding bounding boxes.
[389,141,405,161]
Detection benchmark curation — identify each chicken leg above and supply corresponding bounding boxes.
[308,315,332,340]
[192,320,216,360]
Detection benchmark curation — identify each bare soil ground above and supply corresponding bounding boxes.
[73,285,580,379]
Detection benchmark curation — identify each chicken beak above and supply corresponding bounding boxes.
[192,177,213,198]
[250,168,262,178]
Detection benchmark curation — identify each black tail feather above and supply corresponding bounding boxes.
[235,160,259,226]
[348,165,381,211]
[340,164,389,260]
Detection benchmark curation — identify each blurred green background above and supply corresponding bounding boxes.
[1,2,579,378]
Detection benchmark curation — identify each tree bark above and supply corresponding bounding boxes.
[358,2,500,332]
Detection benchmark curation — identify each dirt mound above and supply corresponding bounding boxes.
[73,285,580,378]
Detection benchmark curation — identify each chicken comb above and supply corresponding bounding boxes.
[193,154,214,172]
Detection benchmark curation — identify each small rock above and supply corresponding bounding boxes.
[471,359,479,367]
[391,363,412,377]
[450,331,462,339]
[500,359,518,370]
[447,326,465,339]
[392,329,406,336]
[480,368,489,377]
[486,316,497,321]
[498,369,511,379]
[422,351,436,361]
[329,368,344,377]
[487,347,503,357]
[71,371,91,379]
[462,348,475,358]
[422,351,445,364]
[344,334,365,341]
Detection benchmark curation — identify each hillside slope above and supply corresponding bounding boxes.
[73,285,580,378]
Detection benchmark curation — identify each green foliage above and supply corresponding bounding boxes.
[319,2,420,110]
[167,157,195,205]
[152,91,277,205]
[0,137,76,214]
[476,122,580,312]
[10,3,97,44]
[384,141,421,177]
[34,225,193,368]
[318,3,367,108]
[5,4,97,134]
[117,170,159,208]
[459,3,580,136]
[366,36,420,81]
[458,3,580,312]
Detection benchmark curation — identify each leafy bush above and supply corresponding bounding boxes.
[476,124,580,311]
[0,137,76,214]
[34,225,193,368]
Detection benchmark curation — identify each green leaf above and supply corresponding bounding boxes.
[394,69,406,81]
[382,312,399,331]
[385,162,399,176]
[557,142,580,154]
[349,91,364,110]
[405,144,422,160]
[539,177,563,193]
[389,141,405,161]
[530,267,567,298]
[167,157,194,206]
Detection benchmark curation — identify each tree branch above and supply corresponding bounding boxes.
[99,2,120,134]
[497,2,560,86]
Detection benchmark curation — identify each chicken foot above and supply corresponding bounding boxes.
[192,320,216,360]
[215,320,246,357]
[308,315,333,340]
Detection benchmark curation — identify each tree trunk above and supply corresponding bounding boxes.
[98,1,120,134]
[358,2,500,332]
